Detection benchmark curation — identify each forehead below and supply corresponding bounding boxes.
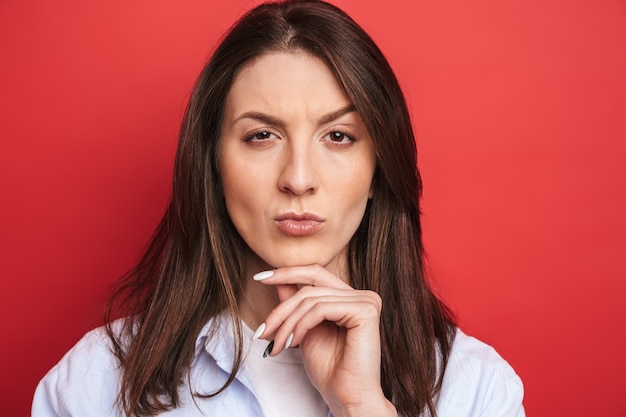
[224,51,351,119]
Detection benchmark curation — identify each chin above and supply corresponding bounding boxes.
[265,246,347,271]
[265,254,332,269]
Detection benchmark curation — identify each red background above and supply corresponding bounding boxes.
[2,0,625,416]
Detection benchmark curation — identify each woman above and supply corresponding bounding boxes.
[33,1,525,416]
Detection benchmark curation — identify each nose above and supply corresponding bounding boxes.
[277,140,319,195]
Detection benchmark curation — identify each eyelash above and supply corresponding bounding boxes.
[243,130,277,142]
[324,131,356,145]
[243,129,357,145]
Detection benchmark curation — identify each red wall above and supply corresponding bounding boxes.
[2,1,625,415]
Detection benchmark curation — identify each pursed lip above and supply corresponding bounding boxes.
[275,212,325,236]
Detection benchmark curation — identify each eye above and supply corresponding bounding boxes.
[244,130,278,142]
[323,131,355,144]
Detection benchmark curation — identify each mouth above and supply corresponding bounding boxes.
[275,212,325,237]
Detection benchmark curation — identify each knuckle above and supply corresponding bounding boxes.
[310,301,326,316]
[362,300,380,318]
[310,264,326,285]
[364,290,383,312]
[300,294,318,310]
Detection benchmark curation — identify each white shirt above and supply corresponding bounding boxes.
[32,316,525,416]
[240,321,329,417]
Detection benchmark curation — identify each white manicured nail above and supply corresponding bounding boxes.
[253,322,266,339]
[253,270,274,281]
[285,332,294,349]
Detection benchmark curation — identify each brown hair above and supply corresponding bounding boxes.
[105,1,456,416]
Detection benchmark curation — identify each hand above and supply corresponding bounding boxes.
[253,264,397,417]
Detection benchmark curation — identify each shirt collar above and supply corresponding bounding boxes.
[194,311,257,391]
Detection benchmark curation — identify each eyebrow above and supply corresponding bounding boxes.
[232,104,357,128]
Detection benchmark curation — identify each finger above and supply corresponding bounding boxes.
[270,298,380,357]
[251,284,297,340]
[295,299,381,351]
[264,287,381,339]
[262,286,355,337]
[253,264,353,290]
[269,292,382,356]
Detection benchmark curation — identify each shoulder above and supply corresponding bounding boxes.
[32,323,124,417]
[435,328,525,417]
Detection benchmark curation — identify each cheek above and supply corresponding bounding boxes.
[220,158,251,216]
[220,160,273,237]
[342,187,371,227]
[350,159,377,204]
[222,172,255,216]
[334,164,376,227]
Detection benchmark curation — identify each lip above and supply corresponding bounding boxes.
[275,212,325,236]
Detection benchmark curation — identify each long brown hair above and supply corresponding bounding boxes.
[105,1,456,416]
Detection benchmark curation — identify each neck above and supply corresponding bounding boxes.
[239,254,277,331]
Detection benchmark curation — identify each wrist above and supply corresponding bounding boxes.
[329,395,397,417]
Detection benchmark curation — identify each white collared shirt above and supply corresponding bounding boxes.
[32,315,525,416]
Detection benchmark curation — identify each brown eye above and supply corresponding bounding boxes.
[244,130,278,142]
[323,130,355,144]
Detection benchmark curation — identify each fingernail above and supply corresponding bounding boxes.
[252,322,266,339]
[263,340,274,358]
[253,270,274,281]
[285,332,294,349]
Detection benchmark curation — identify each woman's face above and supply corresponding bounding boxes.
[218,51,376,279]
